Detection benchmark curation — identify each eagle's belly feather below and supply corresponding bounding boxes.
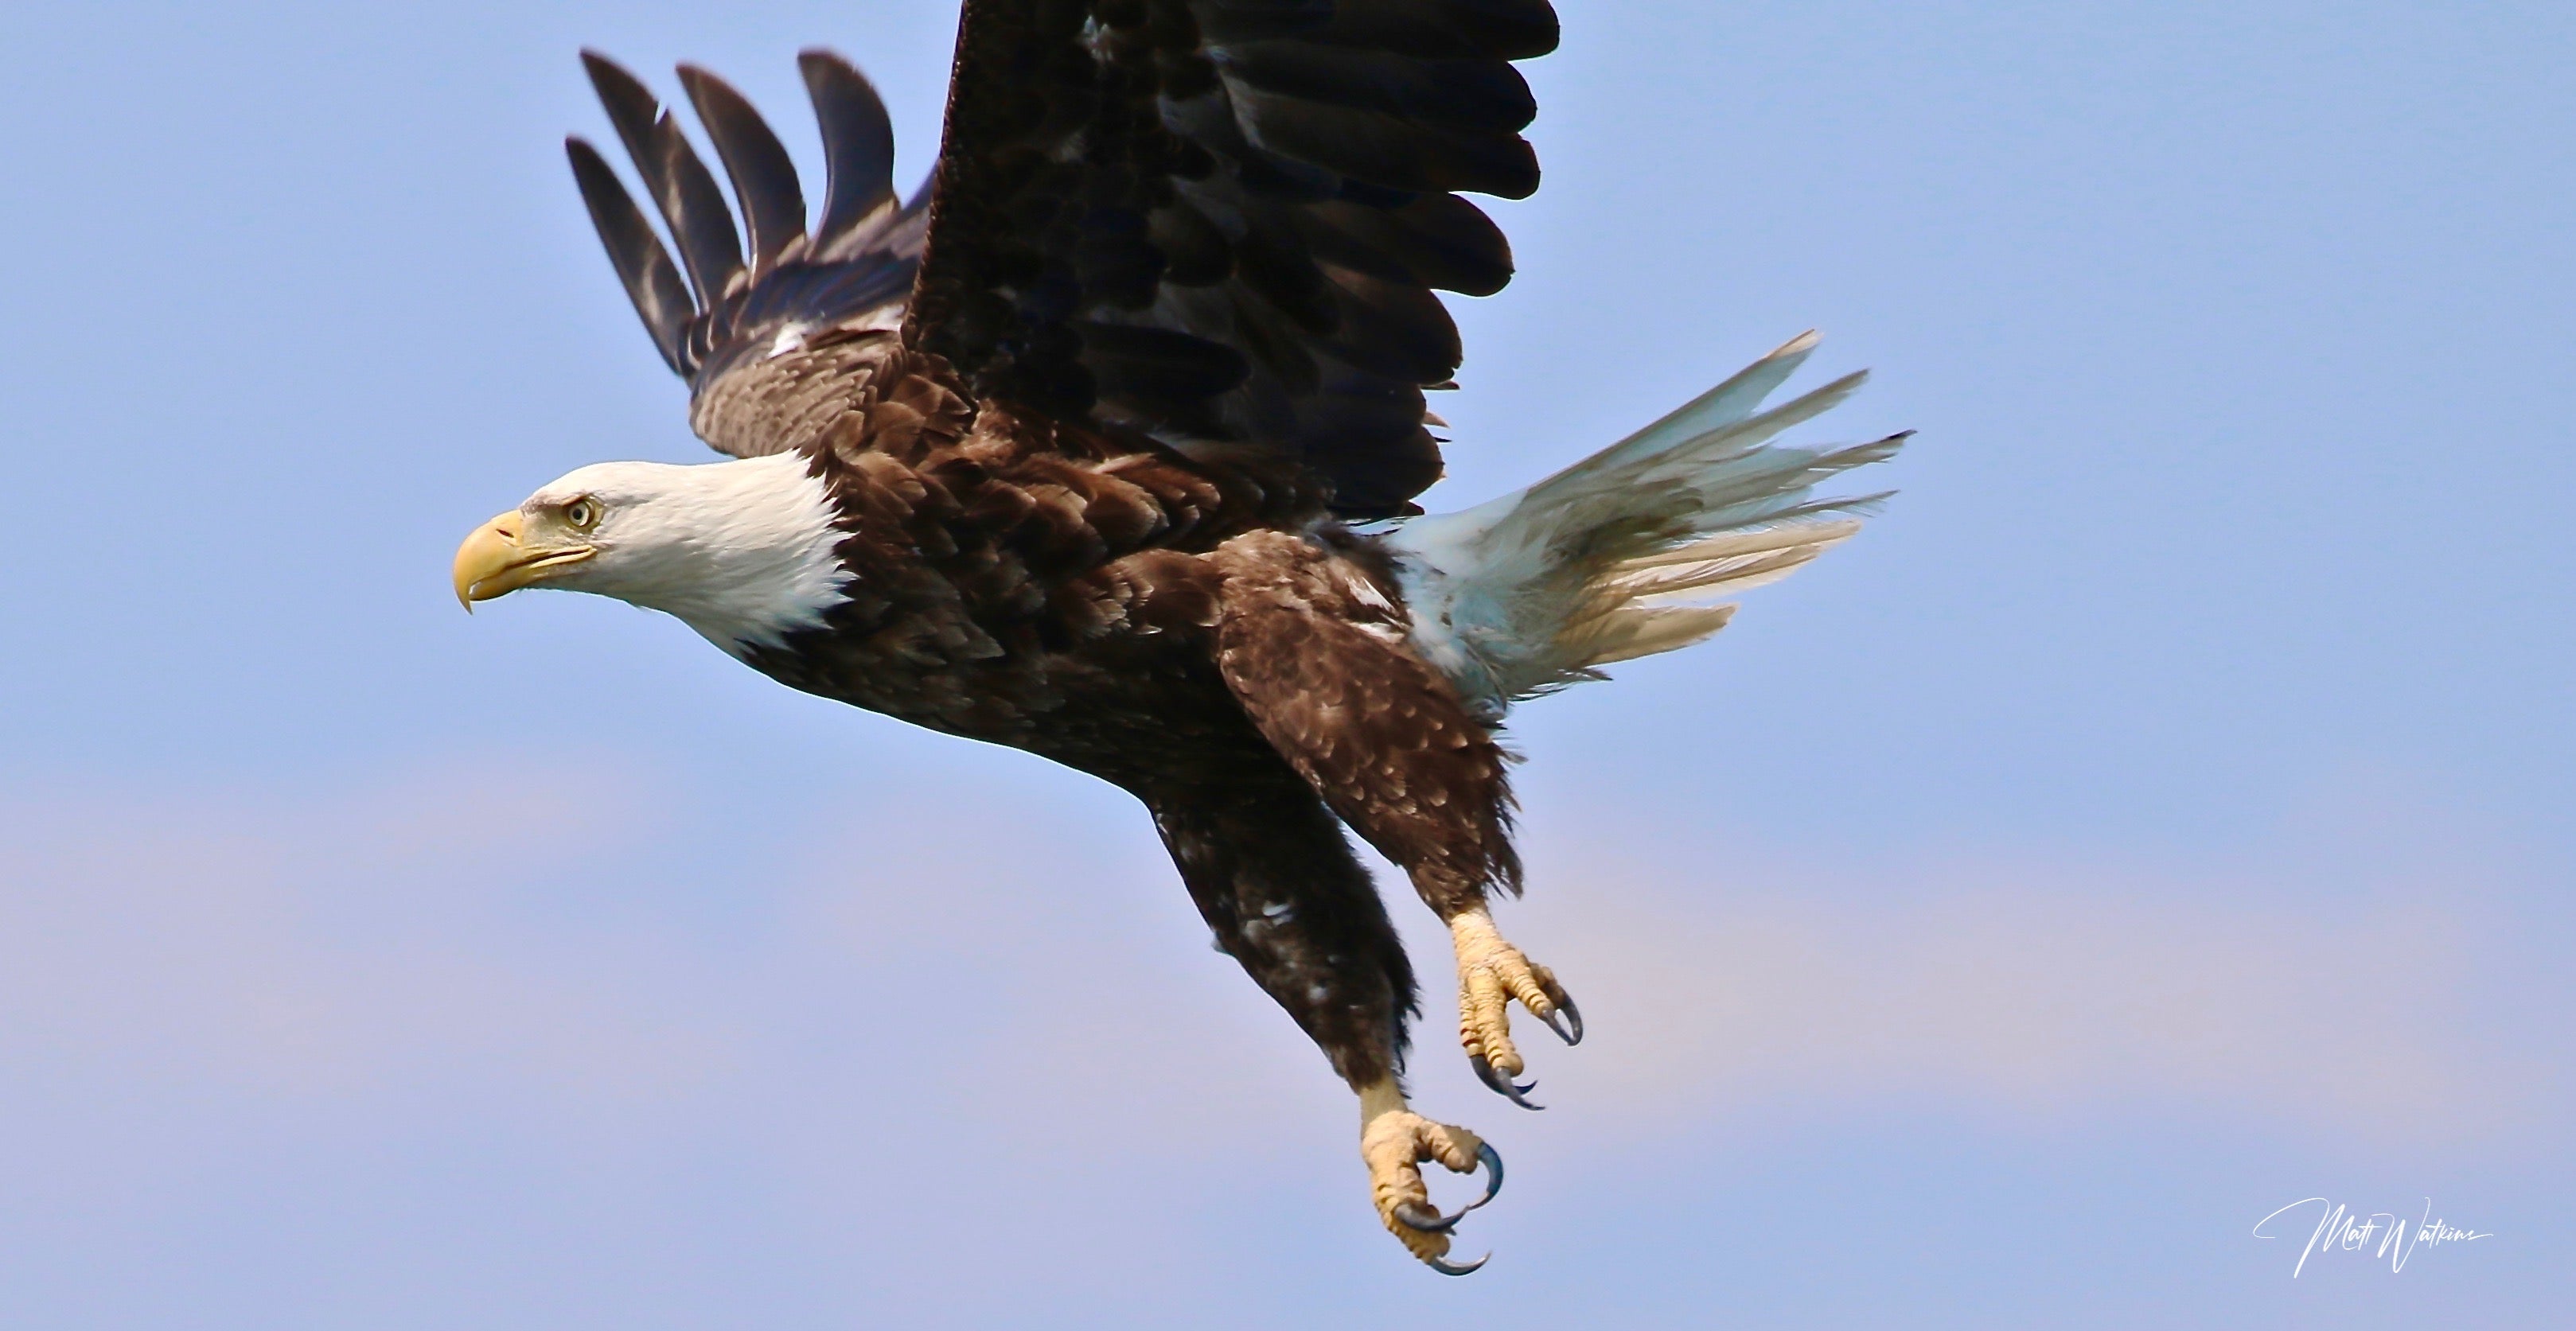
[745,567,1276,792]
[740,517,1444,801]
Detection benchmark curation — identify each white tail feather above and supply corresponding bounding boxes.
[1386,333,1905,714]
[1565,604,1737,669]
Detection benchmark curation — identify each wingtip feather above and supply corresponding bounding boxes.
[799,48,899,250]
[676,62,809,271]
[565,134,696,376]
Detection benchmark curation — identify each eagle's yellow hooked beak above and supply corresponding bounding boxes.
[452,510,595,610]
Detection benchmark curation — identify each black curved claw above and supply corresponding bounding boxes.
[1428,1250,1491,1276]
[1389,1142,1507,1234]
[1391,1200,1452,1232]
[1470,1054,1543,1111]
[1542,990,1584,1046]
[1463,1141,1506,1215]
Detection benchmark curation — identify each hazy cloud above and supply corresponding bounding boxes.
[3,768,2555,1150]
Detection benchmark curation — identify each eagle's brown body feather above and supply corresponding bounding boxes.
[732,333,1514,1090]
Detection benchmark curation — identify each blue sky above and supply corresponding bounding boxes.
[2,2,2568,1325]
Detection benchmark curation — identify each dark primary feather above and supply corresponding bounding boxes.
[904,0,1558,517]
[801,50,901,251]
[583,51,745,310]
[566,138,695,375]
[678,65,806,274]
[567,50,929,456]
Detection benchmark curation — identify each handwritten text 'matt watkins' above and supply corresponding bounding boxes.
[2252,1197,2492,1277]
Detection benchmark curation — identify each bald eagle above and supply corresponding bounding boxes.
[454,0,1904,1273]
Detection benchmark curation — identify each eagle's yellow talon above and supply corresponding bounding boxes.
[1358,1081,1498,1274]
[1448,907,1576,1103]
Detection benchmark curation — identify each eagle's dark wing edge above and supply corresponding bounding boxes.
[903,0,1558,517]
[567,49,932,458]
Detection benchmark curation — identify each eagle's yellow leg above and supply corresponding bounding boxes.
[1357,1078,1499,1275]
[1447,906,1580,1108]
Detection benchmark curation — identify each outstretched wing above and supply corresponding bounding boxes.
[567,50,929,458]
[904,0,1558,516]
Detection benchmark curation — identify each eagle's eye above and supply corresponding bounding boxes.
[563,497,600,531]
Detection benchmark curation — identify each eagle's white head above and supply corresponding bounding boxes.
[453,453,849,654]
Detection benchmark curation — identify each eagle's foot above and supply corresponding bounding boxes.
[1448,907,1580,1110]
[1358,1081,1501,1275]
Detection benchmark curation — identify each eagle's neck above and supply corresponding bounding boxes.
[573,453,850,656]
